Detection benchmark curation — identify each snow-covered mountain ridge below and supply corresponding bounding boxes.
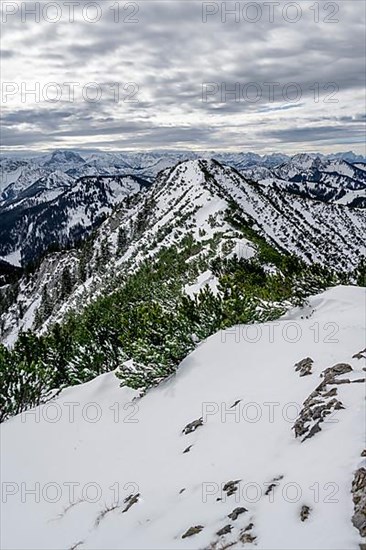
[1,158,364,345]
[1,285,365,550]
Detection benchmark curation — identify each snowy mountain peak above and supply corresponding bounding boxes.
[286,153,321,170]
[43,150,85,166]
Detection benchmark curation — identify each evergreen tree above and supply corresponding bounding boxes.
[34,287,54,329]
[117,228,128,257]
[78,243,91,282]
[60,266,73,299]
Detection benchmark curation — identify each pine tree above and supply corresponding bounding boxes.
[60,267,73,299]
[116,227,128,257]
[78,239,93,282]
[101,238,111,264]
[41,286,53,318]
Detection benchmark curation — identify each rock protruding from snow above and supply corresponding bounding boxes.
[292,362,351,441]
[300,505,311,522]
[181,525,204,539]
[182,417,203,435]
[351,468,366,538]
[294,357,314,377]
[321,363,353,381]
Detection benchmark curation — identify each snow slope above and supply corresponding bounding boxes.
[1,285,365,550]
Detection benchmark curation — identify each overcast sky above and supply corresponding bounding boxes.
[1,0,365,154]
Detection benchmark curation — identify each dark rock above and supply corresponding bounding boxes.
[183,445,193,454]
[295,357,313,377]
[265,483,277,496]
[352,348,366,359]
[352,468,366,498]
[351,378,366,384]
[179,488,185,494]
[223,480,241,496]
[230,399,242,409]
[300,505,311,521]
[304,390,320,405]
[293,419,309,438]
[325,398,343,410]
[323,387,337,397]
[182,417,203,435]
[321,363,353,380]
[294,385,346,443]
[351,467,366,537]
[182,525,204,539]
[302,420,322,442]
[216,524,232,536]
[312,405,327,420]
[228,507,248,520]
[361,450,366,457]
[315,380,328,392]
[122,493,140,513]
[353,511,366,537]
[241,533,257,543]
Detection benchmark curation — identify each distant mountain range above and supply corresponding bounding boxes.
[242,154,366,208]
[0,150,365,268]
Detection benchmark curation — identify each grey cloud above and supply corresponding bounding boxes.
[267,125,366,143]
[1,0,365,152]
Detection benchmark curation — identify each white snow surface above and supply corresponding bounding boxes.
[184,269,219,298]
[1,285,365,550]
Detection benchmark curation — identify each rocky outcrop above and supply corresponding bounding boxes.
[292,363,351,442]
[294,357,313,377]
[223,480,241,497]
[216,524,232,536]
[321,363,353,381]
[351,467,366,538]
[182,417,203,435]
[228,507,248,520]
[182,525,204,538]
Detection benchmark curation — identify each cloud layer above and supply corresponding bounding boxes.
[1,0,365,153]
